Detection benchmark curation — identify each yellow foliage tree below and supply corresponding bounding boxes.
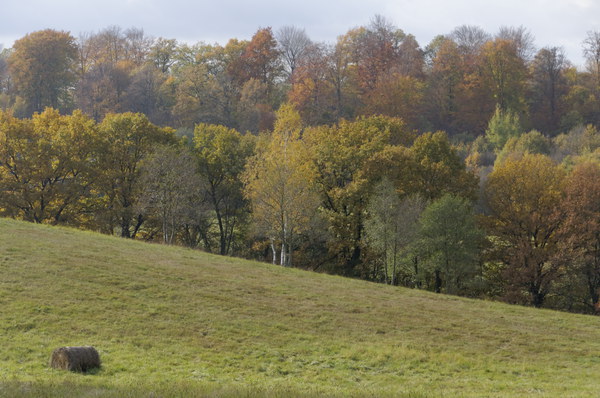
[303,116,391,274]
[0,108,98,224]
[243,103,319,266]
[484,153,566,307]
[96,112,175,237]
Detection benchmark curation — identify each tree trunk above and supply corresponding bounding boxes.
[271,239,277,265]
[434,269,442,293]
[280,241,286,266]
[531,291,545,308]
[121,216,131,238]
[131,214,144,239]
[413,256,421,288]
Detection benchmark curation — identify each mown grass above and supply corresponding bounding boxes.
[1,218,600,397]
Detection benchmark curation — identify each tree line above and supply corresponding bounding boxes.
[1,18,600,135]
[1,104,599,314]
[0,18,600,314]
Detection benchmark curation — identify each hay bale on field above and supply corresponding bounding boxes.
[50,346,101,372]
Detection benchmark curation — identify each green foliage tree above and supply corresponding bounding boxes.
[485,105,522,151]
[364,179,425,285]
[495,129,553,165]
[193,123,255,255]
[553,124,600,162]
[417,194,483,294]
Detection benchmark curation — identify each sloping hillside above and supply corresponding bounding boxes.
[1,218,599,397]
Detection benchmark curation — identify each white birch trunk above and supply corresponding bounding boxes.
[271,238,277,265]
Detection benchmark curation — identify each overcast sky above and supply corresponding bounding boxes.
[1,0,599,68]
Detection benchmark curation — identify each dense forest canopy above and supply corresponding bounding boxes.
[1,18,600,315]
[0,19,599,134]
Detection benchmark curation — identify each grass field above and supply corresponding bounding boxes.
[1,218,600,397]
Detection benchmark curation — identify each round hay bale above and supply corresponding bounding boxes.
[50,346,101,372]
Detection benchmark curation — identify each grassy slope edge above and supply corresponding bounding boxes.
[0,217,599,397]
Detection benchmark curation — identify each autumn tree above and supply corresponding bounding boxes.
[447,25,495,134]
[0,108,98,224]
[410,131,478,200]
[425,37,463,134]
[226,28,282,130]
[529,47,569,135]
[95,112,175,237]
[559,162,600,311]
[174,60,227,127]
[351,16,409,91]
[341,15,424,122]
[122,27,153,66]
[363,73,424,130]
[397,35,425,78]
[148,38,178,73]
[75,28,137,120]
[287,43,337,125]
[484,153,566,307]
[288,34,364,126]
[479,39,528,114]
[84,26,151,67]
[304,116,390,275]
[0,47,10,97]
[123,63,172,125]
[237,78,274,133]
[74,26,156,121]
[243,104,319,266]
[327,37,360,121]
[173,40,257,129]
[561,66,600,128]
[228,28,282,93]
[8,30,78,115]
[361,145,420,197]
